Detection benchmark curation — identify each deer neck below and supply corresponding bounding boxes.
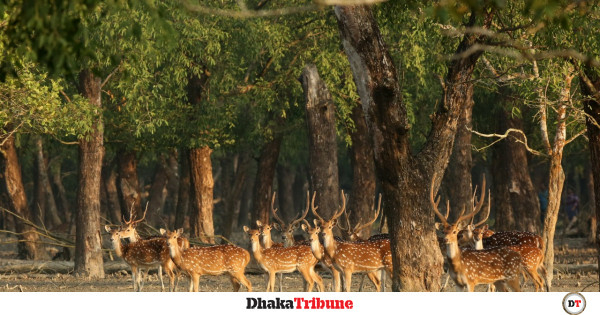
[112,239,124,258]
[250,239,264,262]
[261,234,273,249]
[474,238,483,250]
[129,231,141,243]
[446,241,465,274]
[168,242,184,266]
[309,238,323,260]
[322,233,337,258]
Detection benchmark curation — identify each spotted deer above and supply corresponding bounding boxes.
[457,187,492,247]
[161,228,252,292]
[105,226,175,292]
[473,225,548,292]
[271,191,310,247]
[312,191,392,292]
[244,226,323,292]
[431,175,523,292]
[114,204,189,291]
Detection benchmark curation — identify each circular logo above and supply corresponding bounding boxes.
[563,292,586,315]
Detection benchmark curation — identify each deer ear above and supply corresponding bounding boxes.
[332,219,337,226]
[243,226,250,233]
[482,224,489,231]
[159,228,167,235]
[301,224,308,232]
[457,221,468,230]
[176,228,184,236]
[272,223,281,230]
[256,220,263,227]
[104,225,112,233]
[313,219,320,227]
[434,222,442,230]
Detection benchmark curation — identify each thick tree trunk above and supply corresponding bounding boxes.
[335,6,490,291]
[580,68,600,290]
[541,72,573,289]
[147,156,169,225]
[117,150,142,220]
[442,87,473,222]
[300,64,340,220]
[347,103,376,238]
[174,149,190,230]
[74,69,105,278]
[34,137,62,228]
[587,170,596,244]
[0,133,44,259]
[492,99,541,233]
[102,160,121,225]
[251,134,282,226]
[189,146,215,243]
[223,153,251,238]
[277,164,296,222]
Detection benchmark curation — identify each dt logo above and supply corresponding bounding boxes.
[563,292,586,315]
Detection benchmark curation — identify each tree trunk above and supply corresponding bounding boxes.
[164,150,179,226]
[579,67,600,290]
[50,159,72,226]
[74,69,105,278]
[300,63,340,220]
[335,6,491,291]
[541,71,573,289]
[442,87,473,223]
[34,137,62,228]
[587,170,596,245]
[102,159,121,226]
[189,146,214,243]
[147,156,169,225]
[0,133,44,259]
[223,153,251,238]
[492,98,541,233]
[347,103,376,238]
[174,149,190,230]
[277,164,296,222]
[117,150,142,220]
[251,134,282,226]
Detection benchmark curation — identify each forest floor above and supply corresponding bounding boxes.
[0,234,597,292]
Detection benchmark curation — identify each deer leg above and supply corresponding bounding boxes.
[331,268,341,292]
[299,268,314,292]
[233,272,252,292]
[367,271,381,292]
[188,274,194,292]
[130,266,138,291]
[343,270,353,292]
[268,272,277,292]
[310,267,324,292]
[158,265,165,292]
[229,275,241,292]
[279,273,283,292]
[191,273,200,292]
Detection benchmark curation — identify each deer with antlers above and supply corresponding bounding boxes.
[270,191,311,247]
[312,191,392,292]
[161,228,252,292]
[109,203,189,291]
[431,175,523,292]
[472,225,548,292]
[244,225,324,292]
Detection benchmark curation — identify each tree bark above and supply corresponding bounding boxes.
[541,71,573,289]
[347,103,376,238]
[102,159,121,225]
[442,87,473,222]
[189,146,215,243]
[164,150,179,225]
[300,63,340,220]
[147,156,169,225]
[0,133,44,259]
[335,6,491,291]
[492,97,541,233]
[34,137,62,228]
[251,134,283,226]
[50,159,72,227]
[174,149,190,230]
[74,69,105,278]
[117,150,142,220]
[579,67,600,290]
[277,163,296,222]
[223,153,251,238]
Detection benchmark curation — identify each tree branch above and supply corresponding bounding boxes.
[469,127,545,156]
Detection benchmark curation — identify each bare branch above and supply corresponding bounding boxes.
[469,127,545,156]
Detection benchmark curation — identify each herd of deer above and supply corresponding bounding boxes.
[104,176,548,293]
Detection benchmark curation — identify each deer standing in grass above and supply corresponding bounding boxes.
[431,175,523,292]
[161,228,252,292]
[472,225,548,292]
[244,225,323,292]
[312,191,392,292]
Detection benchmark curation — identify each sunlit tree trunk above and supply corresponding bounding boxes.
[189,146,215,243]
[117,150,142,219]
[74,69,105,278]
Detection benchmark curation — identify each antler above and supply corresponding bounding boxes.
[456,175,486,225]
[269,192,280,226]
[290,190,311,227]
[472,189,491,228]
[430,174,449,227]
[331,190,346,221]
[310,191,324,223]
[354,193,382,233]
